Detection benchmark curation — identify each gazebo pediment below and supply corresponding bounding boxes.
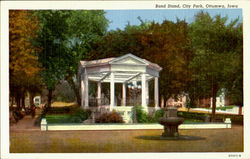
[109,53,147,66]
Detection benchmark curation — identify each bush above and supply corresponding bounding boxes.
[46,106,78,114]
[95,111,124,123]
[12,110,24,122]
[177,111,206,121]
[153,109,164,122]
[74,108,92,121]
[136,106,153,123]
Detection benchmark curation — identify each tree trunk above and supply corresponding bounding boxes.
[21,96,25,109]
[211,84,218,122]
[163,96,167,108]
[66,77,81,106]
[15,96,20,110]
[29,93,34,109]
[11,97,14,108]
[47,89,53,108]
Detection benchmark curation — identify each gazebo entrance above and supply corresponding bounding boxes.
[79,53,162,122]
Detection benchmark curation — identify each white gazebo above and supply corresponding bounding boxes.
[79,53,162,122]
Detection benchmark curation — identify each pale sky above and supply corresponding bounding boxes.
[105,9,242,31]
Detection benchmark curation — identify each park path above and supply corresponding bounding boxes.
[10,115,40,131]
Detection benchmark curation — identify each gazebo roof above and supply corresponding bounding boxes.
[79,53,162,83]
[80,54,162,71]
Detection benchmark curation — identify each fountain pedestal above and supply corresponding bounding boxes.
[158,107,184,137]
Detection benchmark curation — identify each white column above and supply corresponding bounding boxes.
[122,83,126,106]
[146,81,149,105]
[154,77,159,108]
[110,72,115,109]
[141,74,147,108]
[81,74,85,108]
[84,71,89,108]
[97,82,101,106]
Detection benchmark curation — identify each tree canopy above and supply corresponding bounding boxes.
[9,10,42,108]
[34,10,109,106]
[188,11,243,120]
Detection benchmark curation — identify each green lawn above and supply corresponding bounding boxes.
[183,119,204,124]
[46,114,82,124]
[205,106,234,111]
[10,126,243,152]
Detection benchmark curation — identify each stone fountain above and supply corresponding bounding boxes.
[158,107,184,137]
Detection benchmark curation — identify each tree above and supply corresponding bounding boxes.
[34,10,109,107]
[138,20,193,106]
[64,10,108,105]
[188,11,243,121]
[34,10,71,107]
[91,18,193,106]
[9,10,42,109]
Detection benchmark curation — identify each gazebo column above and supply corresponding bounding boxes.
[84,71,89,108]
[154,77,159,108]
[146,81,149,105]
[97,82,101,106]
[141,73,148,111]
[122,83,126,106]
[110,72,115,109]
[80,74,85,108]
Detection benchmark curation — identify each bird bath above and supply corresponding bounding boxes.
[158,107,184,137]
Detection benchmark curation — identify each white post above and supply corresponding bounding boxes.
[81,74,85,108]
[110,72,115,109]
[154,77,159,108]
[122,83,126,106]
[141,74,147,111]
[41,118,47,131]
[97,82,101,106]
[84,70,89,108]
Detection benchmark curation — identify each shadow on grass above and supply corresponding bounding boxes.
[135,135,206,141]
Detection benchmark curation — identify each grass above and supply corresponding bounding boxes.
[183,119,204,124]
[10,126,243,152]
[205,106,234,111]
[45,114,76,124]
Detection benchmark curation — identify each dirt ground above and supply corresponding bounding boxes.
[10,124,243,153]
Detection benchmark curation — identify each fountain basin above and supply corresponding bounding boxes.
[158,117,184,126]
[157,107,184,137]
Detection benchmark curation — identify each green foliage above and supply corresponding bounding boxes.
[177,111,207,121]
[153,109,164,122]
[34,10,109,106]
[95,111,124,123]
[188,11,243,120]
[74,108,92,121]
[46,106,77,114]
[135,106,153,123]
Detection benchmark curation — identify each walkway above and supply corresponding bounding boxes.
[10,115,40,132]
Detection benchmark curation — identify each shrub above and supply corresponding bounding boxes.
[74,108,92,121]
[12,110,24,122]
[135,106,153,123]
[95,111,124,123]
[46,106,77,114]
[177,111,206,121]
[153,109,164,122]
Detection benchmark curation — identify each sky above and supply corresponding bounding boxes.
[105,9,242,31]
